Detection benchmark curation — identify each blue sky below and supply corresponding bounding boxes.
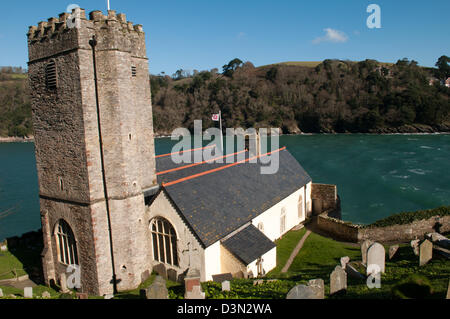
[0,0,449,75]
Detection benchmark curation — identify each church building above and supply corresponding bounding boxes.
[27,8,314,296]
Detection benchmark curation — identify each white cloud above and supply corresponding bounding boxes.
[237,32,246,39]
[313,28,348,44]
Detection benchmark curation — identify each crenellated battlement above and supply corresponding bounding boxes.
[27,8,147,62]
[27,8,144,41]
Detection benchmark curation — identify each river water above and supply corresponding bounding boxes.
[0,134,449,241]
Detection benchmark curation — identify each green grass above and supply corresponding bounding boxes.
[0,250,27,280]
[266,228,306,276]
[266,228,449,299]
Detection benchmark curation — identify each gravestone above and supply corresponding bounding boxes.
[60,273,69,293]
[24,287,33,298]
[307,279,324,299]
[426,233,450,250]
[104,294,114,299]
[41,291,51,299]
[419,239,433,266]
[233,271,244,279]
[389,245,399,260]
[253,280,264,286]
[167,269,178,282]
[330,265,347,295]
[0,288,3,297]
[222,280,230,292]
[212,273,233,283]
[76,292,88,300]
[141,270,151,282]
[340,256,350,269]
[185,285,205,300]
[411,239,420,256]
[153,263,167,279]
[446,279,450,299]
[286,284,323,299]
[145,276,168,299]
[184,268,201,295]
[361,240,373,265]
[367,243,385,275]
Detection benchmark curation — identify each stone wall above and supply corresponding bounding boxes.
[316,213,450,243]
[358,215,450,242]
[311,184,337,215]
[316,213,360,242]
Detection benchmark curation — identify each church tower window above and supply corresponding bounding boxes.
[55,219,78,266]
[151,217,178,267]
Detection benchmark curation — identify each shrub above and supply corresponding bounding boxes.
[366,206,450,228]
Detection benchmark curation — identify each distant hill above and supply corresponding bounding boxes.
[151,58,450,135]
[0,58,449,138]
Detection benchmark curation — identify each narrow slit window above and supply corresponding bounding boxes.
[45,60,57,90]
[131,66,137,77]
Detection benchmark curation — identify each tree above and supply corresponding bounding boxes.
[435,55,450,81]
[222,58,243,77]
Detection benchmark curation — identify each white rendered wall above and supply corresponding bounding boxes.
[204,241,222,281]
[252,183,311,242]
[246,246,277,276]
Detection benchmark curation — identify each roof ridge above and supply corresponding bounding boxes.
[155,144,215,159]
[162,147,287,187]
[157,149,247,176]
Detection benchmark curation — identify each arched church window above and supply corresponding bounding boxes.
[151,217,178,267]
[280,207,286,234]
[55,219,78,266]
[298,195,304,219]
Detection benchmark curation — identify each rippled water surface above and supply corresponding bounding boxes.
[1,134,449,240]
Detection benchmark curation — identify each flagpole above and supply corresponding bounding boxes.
[107,0,110,10]
[219,110,224,153]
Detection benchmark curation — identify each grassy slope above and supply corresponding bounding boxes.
[268,229,449,299]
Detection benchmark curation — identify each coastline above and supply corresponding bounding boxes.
[0,136,34,143]
[1,132,450,143]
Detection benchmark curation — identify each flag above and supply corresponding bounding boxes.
[212,113,220,122]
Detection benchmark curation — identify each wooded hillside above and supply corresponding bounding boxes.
[1,57,449,137]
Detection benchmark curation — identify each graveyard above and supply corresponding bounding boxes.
[0,224,448,299]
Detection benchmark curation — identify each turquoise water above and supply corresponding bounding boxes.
[0,135,449,241]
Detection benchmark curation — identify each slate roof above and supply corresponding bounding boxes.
[154,147,312,248]
[222,224,276,265]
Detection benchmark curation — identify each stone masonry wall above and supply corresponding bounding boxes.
[311,184,337,214]
[317,213,450,243]
[28,8,157,295]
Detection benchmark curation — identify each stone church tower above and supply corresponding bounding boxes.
[27,9,157,295]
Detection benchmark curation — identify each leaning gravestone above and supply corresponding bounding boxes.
[411,239,420,256]
[389,245,399,260]
[153,264,167,279]
[330,266,347,295]
[24,287,33,298]
[286,284,323,299]
[419,239,433,266]
[222,280,230,292]
[426,233,450,250]
[361,240,373,265]
[145,276,168,299]
[340,256,350,269]
[167,269,178,282]
[212,273,233,283]
[367,243,385,275]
